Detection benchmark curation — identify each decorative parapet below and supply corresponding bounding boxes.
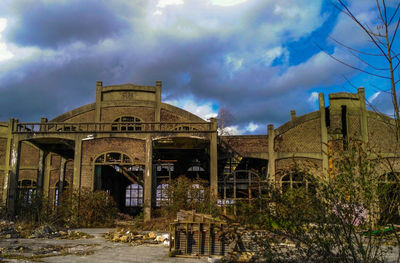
[13,121,216,134]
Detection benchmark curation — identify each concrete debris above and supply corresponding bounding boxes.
[0,220,93,240]
[105,228,169,246]
[0,220,19,238]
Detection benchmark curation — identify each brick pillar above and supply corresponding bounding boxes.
[95,81,102,122]
[43,153,51,198]
[144,135,153,222]
[209,118,218,200]
[7,130,20,218]
[267,124,276,182]
[58,157,67,199]
[319,93,329,177]
[36,149,47,193]
[2,119,13,204]
[73,138,82,191]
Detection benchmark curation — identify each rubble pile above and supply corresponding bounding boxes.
[105,229,169,246]
[0,220,93,240]
[0,220,20,238]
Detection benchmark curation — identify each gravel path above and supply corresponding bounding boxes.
[1,228,209,263]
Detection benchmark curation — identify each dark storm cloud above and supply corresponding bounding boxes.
[0,0,359,132]
[5,0,129,49]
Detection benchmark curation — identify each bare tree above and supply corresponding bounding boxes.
[323,0,400,142]
[217,107,235,136]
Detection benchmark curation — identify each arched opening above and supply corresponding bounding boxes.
[94,151,144,215]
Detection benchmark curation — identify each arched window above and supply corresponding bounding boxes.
[112,116,142,131]
[18,180,37,205]
[54,181,69,207]
[125,184,143,207]
[156,183,169,207]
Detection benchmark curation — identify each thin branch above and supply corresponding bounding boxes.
[377,0,385,25]
[329,37,383,56]
[388,1,400,25]
[371,84,393,94]
[337,0,390,61]
[382,0,388,25]
[392,51,400,60]
[394,60,400,71]
[389,15,400,49]
[314,41,391,79]
[349,49,389,70]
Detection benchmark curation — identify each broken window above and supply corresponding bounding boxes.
[18,180,37,205]
[125,184,143,207]
[156,183,169,207]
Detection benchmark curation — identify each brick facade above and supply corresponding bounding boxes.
[0,83,398,220]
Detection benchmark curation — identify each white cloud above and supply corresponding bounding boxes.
[368,91,381,102]
[165,97,217,120]
[246,122,258,132]
[225,54,243,72]
[156,0,184,8]
[182,100,217,120]
[0,18,14,62]
[308,92,319,104]
[262,46,288,66]
[153,10,163,16]
[210,0,248,7]
[224,125,242,135]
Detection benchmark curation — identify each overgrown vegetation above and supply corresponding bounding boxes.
[157,176,219,219]
[13,188,118,229]
[226,140,400,262]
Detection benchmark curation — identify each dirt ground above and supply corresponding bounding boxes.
[0,228,210,263]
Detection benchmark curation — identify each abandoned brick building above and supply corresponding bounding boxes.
[0,81,399,221]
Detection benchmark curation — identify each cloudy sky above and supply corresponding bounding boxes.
[0,0,399,134]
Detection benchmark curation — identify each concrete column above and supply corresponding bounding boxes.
[7,133,20,217]
[144,135,153,222]
[43,153,51,198]
[209,118,218,199]
[358,88,368,143]
[267,124,276,182]
[319,93,329,177]
[58,157,67,198]
[2,119,13,204]
[36,150,47,192]
[290,110,296,121]
[155,81,161,122]
[40,117,48,132]
[95,81,102,122]
[73,138,82,191]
